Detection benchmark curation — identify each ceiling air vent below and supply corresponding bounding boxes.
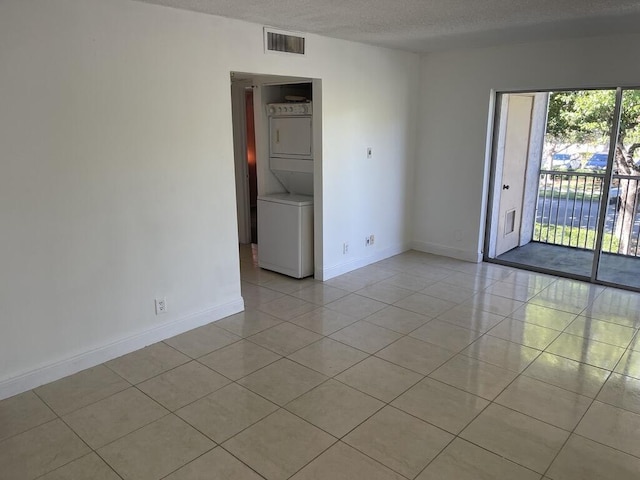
[264,28,306,55]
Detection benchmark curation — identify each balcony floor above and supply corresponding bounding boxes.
[497,242,640,290]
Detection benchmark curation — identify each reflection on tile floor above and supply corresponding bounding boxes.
[2,246,640,479]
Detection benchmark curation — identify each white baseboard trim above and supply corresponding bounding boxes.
[410,240,482,263]
[319,243,410,281]
[0,298,244,400]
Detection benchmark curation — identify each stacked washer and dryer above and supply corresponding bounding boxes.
[257,102,314,278]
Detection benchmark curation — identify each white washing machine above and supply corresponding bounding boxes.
[258,102,314,278]
[257,193,313,278]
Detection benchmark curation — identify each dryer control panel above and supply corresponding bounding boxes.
[267,103,312,116]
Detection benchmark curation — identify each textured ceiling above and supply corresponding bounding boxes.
[134,0,640,52]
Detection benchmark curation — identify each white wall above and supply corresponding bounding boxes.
[0,0,418,397]
[414,34,640,262]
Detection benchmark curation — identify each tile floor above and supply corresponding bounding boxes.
[2,246,640,479]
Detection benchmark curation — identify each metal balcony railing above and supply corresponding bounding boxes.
[534,170,640,256]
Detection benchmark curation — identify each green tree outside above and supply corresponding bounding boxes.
[545,90,640,254]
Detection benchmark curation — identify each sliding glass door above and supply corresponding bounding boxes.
[486,87,640,292]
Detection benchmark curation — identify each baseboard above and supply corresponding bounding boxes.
[319,243,410,281]
[410,240,482,263]
[0,297,244,400]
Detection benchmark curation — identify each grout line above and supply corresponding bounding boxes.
[156,445,219,480]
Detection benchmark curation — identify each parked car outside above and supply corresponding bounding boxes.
[550,153,581,170]
[584,153,608,171]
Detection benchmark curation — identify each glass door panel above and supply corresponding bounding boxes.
[596,89,640,289]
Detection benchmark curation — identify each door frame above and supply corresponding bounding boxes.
[230,72,324,279]
[231,79,252,245]
[590,87,623,281]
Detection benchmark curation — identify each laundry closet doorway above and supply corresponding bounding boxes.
[230,72,324,279]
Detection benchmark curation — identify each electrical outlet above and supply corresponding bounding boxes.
[155,298,167,315]
[370,234,375,245]
[367,147,373,159]
[365,236,370,246]
[343,242,349,254]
